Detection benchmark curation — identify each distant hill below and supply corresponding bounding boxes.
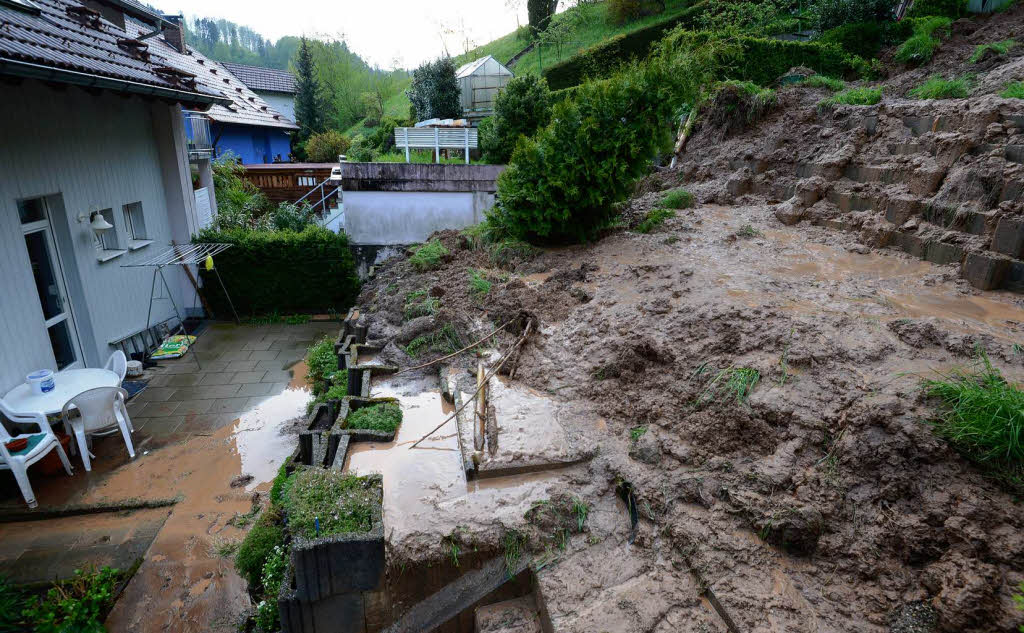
[183,17,301,70]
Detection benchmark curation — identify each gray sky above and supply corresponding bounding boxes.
[151,0,528,69]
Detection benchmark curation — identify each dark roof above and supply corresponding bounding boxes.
[221,62,297,94]
[0,0,228,106]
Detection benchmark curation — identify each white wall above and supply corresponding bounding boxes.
[257,92,296,124]
[342,191,493,245]
[0,82,190,392]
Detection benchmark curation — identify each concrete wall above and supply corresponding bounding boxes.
[343,191,492,245]
[0,81,192,392]
[213,122,292,164]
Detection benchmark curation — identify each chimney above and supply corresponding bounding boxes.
[162,15,186,53]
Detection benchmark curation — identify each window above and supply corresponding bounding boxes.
[297,176,317,187]
[122,201,149,246]
[17,198,46,224]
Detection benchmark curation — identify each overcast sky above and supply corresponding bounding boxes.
[151,0,528,69]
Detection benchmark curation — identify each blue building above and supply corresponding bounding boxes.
[154,27,298,164]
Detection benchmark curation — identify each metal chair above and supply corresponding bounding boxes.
[0,399,73,508]
[61,387,135,472]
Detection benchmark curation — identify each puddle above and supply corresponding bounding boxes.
[521,271,553,285]
[287,360,309,390]
[883,290,1024,333]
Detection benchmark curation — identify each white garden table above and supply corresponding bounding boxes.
[3,368,120,418]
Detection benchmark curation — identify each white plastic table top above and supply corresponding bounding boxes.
[3,368,120,417]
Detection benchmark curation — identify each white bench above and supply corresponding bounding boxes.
[394,127,479,163]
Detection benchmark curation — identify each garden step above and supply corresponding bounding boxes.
[475,595,543,633]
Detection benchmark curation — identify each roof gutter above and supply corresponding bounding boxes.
[0,58,233,107]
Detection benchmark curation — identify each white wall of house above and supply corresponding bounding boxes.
[256,91,295,124]
[342,190,493,245]
[0,82,196,392]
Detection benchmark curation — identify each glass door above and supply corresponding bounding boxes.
[18,197,83,370]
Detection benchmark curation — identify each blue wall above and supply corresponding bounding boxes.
[212,122,292,164]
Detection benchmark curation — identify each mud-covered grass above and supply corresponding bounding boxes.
[819,86,883,108]
[281,469,377,539]
[924,353,1024,487]
[1002,81,1024,98]
[346,402,402,433]
[895,16,953,64]
[800,75,845,91]
[409,239,449,272]
[660,189,696,209]
[403,289,439,320]
[909,74,970,99]
[969,38,1016,63]
[635,208,676,233]
[468,269,492,297]
[697,366,760,406]
[404,323,463,358]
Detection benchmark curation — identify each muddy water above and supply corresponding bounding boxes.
[100,374,314,632]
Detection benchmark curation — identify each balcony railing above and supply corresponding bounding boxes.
[183,111,213,161]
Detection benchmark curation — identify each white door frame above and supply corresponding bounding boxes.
[20,201,85,370]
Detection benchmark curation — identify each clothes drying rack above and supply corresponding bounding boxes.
[121,243,240,370]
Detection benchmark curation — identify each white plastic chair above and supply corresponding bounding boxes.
[0,399,73,508]
[61,387,135,472]
[104,350,127,385]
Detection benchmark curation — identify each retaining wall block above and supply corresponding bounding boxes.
[924,241,965,267]
[891,231,926,258]
[963,252,1010,291]
[992,217,1024,258]
[1004,260,1024,293]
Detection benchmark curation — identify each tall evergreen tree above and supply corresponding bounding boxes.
[406,57,460,121]
[294,37,326,144]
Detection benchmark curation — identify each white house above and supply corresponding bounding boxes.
[0,0,229,392]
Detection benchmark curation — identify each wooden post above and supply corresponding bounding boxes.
[475,362,486,451]
[434,128,440,163]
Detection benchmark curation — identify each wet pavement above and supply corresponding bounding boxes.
[0,321,336,633]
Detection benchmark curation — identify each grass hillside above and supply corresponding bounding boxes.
[346,0,695,134]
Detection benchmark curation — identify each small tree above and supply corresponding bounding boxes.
[406,57,461,121]
[293,37,327,145]
[480,75,552,164]
[304,130,351,162]
[528,0,559,33]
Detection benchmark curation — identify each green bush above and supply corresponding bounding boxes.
[281,469,377,539]
[703,80,776,136]
[800,75,846,91]
[661,189,695,209]
[306,380,348,415]
[970,39,1016,63]
[636,208,676,233]
[906,0,967,18]
[407,57,461,121]
[894,16,952,64]
[194,225,360,317]
[303,130,351,162]
[253,544,287,632]
[814,0,897,31]
[492,64,675,243]
[817,20,915,59]
[23,567,121,633]
[909,75,970,99]
[211,153,274,231]
[306,335,338,396]
[924,352,1024,486]
[409,239,449,271]
[347,133,377,162]
[236,513,285,590]
[480,75,553,164]
[346,402,402,432]
[1002,81,1024,99]
[819,85,883,107]
[271,202,316,232]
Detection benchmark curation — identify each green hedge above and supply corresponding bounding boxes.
[195,226,360,317]
[817,20,917,59]
[906,0,968,18]
[543,0,712,90]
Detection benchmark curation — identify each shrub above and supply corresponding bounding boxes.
[894,17,952,64]
[347,134,376,162]
[212,153,273,231]
[635,208,676,233]
[480,75,553,164]
[235,516,284,591]
[409,239,449,271]
[254,545,287,632]
[819,86,883,108]
[814,0,897,31]
[1002,81,1024,99]
[924,352,1024,486]
[346,402,402,432]
[661,189,695,209]
[800,75,846,91]
[407,57,460,121]
[908,75,970,99]
[281,469,377,539]
[271,202,316,232]
[492,64,675,243]
[23,567,121,633]
[304,130,351,162]
[306,335,338,396]
[906,0,967,18]
[195,226,360,317]
[970,39,1016,63]
[817,20,915,59]
[0,577,27,631]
